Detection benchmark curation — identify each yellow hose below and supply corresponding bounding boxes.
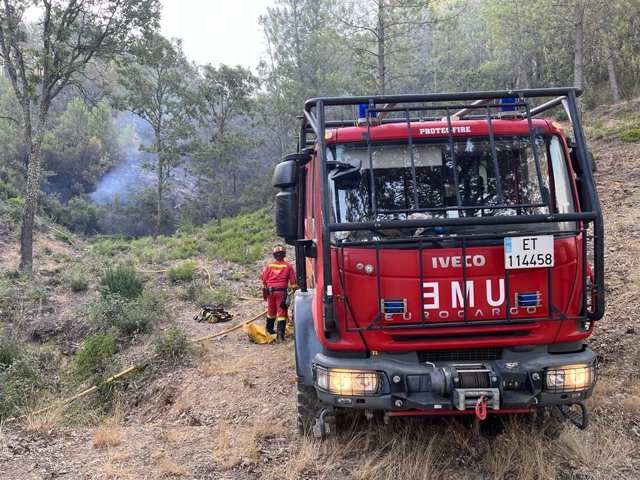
[189,309,266,343]
[6,309,267,423]
[6,365,137,422]
[7,263,267,423]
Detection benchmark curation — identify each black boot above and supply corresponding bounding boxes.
[276,320,286,342]
[266,317,276,334]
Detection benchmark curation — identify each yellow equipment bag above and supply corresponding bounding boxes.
[243,322,276,344]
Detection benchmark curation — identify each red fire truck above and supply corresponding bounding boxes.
[272,88,604,438]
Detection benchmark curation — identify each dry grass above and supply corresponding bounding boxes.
[160,428,190,444]
[557,423,635,474]
[618,395,640,415]
[483,418,556,480]
[282,438,324,480]
[198,353,259,376]
[592,377,640,415]
[92,424,123,449]
[157,456,189,477]
[20,402,65,436]
[282,419,455,480]
[211,423,259,469]
[347,429,452,480]
[107,450,133,462]
[252,416,289,440]
[100,461,135,480]
[281,414,592,480]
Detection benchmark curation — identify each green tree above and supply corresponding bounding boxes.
[259,0,348,156]
[194,64,259,225]
[43,98,116,199]
[112,34,198,236]
[0,0,160,273]
[337,0,433,94]
[0,77,25,187]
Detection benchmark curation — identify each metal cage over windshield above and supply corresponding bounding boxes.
[295,88,604,323]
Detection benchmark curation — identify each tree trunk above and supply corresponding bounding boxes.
[573,2,585,91]
[604,41,621,104]
[292,0,305,84]
[377,1,386,95]
[217,180,223,227]
[20,158,39,272]
[19,112,47,273]
[154,136,163,237]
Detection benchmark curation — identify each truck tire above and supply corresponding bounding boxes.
[297,383,335,436]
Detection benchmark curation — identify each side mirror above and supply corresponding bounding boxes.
[273,159,297,188]
[328,159,362,189]
[272,150,313,241]
[275,190,297,239]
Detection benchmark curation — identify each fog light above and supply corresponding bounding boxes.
[545,364,595,393]
[314,366,380,396]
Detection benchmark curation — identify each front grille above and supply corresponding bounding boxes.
[417,348,503,363]
[391,330,531,342]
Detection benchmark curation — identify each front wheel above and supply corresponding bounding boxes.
[297,383,335,437]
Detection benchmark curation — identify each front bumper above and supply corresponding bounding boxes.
[311,344,596,414]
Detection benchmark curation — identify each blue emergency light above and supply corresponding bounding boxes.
[499,97,518,112]
[358,103,377,124]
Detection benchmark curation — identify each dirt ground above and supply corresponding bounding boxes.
[1,111,639,479]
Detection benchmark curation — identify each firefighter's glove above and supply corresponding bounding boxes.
[262,288,268,300]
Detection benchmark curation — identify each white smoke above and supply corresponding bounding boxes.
[89,152,151,203]
[89,113,154,204]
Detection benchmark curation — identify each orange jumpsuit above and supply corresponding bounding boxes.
[261,259,297,322]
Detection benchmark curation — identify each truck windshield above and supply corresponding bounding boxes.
[327,135,575,242]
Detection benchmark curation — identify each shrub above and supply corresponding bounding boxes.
[179,281,211,304]
[129,236,168,263]
[52,228,75,246]
[0,337,22,367]
[0,179,20,200]
[71,332,116,381]
[0,341,57,420]
[90,291,165,339]
[154,324,190,359]
[620,128,640,142]
[99,264,144,299]
[169,237,203,260]
[7,196,25,223]
[67,272,90,292]
[0,274,49,322]
[90,236,131,256]
[167,261,197,283]
[179,281,233,307]
[203,208,274,264]
[177,218,197,236]
[212,283,234,307]
[54,197,99,234]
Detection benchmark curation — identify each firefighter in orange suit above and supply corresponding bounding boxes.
[262,244,297,341]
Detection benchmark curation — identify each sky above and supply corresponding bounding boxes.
[160,0,275,69]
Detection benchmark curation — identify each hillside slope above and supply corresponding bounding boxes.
[1,102,639,480]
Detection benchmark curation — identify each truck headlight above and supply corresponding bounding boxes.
[544,364,595,393]
[314,366,380,396]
